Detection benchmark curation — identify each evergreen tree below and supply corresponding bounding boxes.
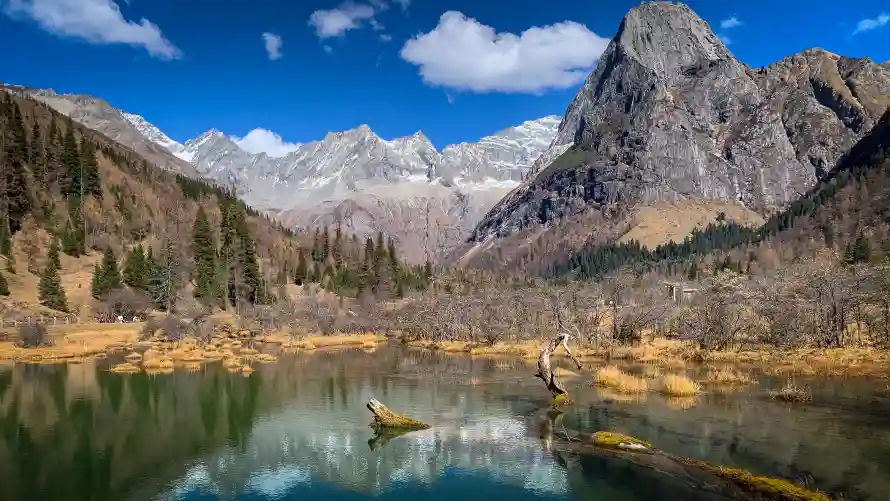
[192,207,219,302]
[4,103,32,233]
[90,263,103,299]
[38,251,68,312]
[294,248,307,284]
[687,262,699,280]
[47,238,61,271]
[0,271,8,296]
[843,232,872,265]
[320,225,330,262]
[387,236,398,269]
[61,197,86,256]
[123,245,147,290]
[333,224,343,267]
[61,127,82,197]
[79,137,102,198]
[28,120,42,166]
[0,217,11,257]
[92,246,121,299]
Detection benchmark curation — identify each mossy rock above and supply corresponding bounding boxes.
[591,431,654,452]
[552,393,574,407]
[680,459,832,501]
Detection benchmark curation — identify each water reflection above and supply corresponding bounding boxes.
[0,346,888,501]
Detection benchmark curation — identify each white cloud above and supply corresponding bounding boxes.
[853,13,889,35]
[308,1,377,38]
[720,16,742,29]
[2,0,181,59]
[262,32,282,60]
[718,35,732,45]
[379,33,392,42]
[231,128,301,157]
[400,11,609,94]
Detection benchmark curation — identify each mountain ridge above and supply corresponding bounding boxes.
[9,82,561,263]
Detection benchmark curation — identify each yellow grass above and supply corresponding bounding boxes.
[254,353,278,363]
[109,362,140,374]
[659,374,701,397]
[0,323,140,362]
[594,365,649,394]
[142,356,174,370]
[294,333,387,350]
[704,366,753,385]
[182,362,204,373]
[241,365,255,374]
[238,347,259,355]
[595,387,649,403]
[145,367,174,376]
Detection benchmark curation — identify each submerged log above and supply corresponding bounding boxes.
[535,332,583,405]
[366,398,430,430]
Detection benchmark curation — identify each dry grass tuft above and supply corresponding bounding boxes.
[659,374,702,397]
[143,355,174,370]
[108,362,140,374]
[769,382,812,403]
[254,353,278,363]
[594,365,649,394]
[704,366,753,385]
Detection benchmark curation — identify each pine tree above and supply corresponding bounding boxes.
[4,103,32,233]
[28,120,42,166]
[0,217,11,257]
[90,263,103,299]
[61,127,82,197]
[321,225,330,262]
[387,236,398,269]
[61,197,86,256]
[47,238,61,271]
[0,271,8,296]
[92,246,121,299]
[149,241,181,311]
[333,224,343,267]
[294,248,307,284]
[123,245,147,290]
[79,137,101,198]
[38,251,68,312]
[192,207,219,301]
[844,232,872,265]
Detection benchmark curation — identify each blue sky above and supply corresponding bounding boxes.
[1,0,888,155]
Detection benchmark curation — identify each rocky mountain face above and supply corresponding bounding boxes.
[464,2,890,268]
[9,80,560,263]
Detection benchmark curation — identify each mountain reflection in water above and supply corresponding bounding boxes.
[0,346,888,501]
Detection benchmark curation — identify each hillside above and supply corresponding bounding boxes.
[0,89,425,319]
[460,2,890,272]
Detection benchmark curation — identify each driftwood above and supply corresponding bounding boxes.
[366,398,430,430]
[534,332,583,405]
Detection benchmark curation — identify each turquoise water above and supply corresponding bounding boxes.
[0,346,888,501]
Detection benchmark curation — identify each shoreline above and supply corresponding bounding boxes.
[3,326,889,378]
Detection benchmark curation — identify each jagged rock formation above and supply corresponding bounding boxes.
[464,2,890,268]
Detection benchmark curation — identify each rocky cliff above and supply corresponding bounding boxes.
[464,2,890,268]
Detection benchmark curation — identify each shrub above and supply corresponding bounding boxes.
[16,324,52,348]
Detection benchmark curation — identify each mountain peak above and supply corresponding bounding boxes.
[616,0,729,77]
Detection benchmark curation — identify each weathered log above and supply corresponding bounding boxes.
[366,398,430,430]
[534,332,583,406]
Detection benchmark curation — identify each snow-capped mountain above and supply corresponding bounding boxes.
[120,112,184,155]
[12,84,559,262]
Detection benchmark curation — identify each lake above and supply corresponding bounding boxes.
[1,345,889,501]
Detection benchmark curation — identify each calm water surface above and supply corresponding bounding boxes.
[1,346,889,501]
